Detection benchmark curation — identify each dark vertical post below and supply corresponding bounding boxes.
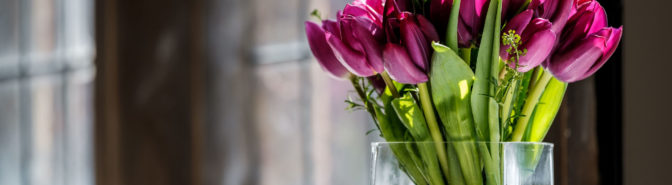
[595,0,623,184]
[95,0,206,184]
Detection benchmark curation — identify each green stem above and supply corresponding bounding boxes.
[417,82,451,180]
[460,47,472,65]
[380,71,400,98]
[350,75,378,122]
[500,77,519,135]
[510,70,552,141]
[528,67,541,92]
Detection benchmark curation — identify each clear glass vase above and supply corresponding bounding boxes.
[371,142,553,185]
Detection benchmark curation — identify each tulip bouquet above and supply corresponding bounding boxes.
[305,0,621,184]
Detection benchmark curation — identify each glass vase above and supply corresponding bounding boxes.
[371,142,553,185]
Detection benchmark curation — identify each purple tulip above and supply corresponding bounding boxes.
[500,10,557,72]
[305,21,350,78]
[382,2,438,84]
[528,0,573,34]
[304,0,386,77]
[544,1,622,82]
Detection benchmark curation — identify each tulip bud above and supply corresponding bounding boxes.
[383,4,438,84]
[544,1,622,82]
[500,10,557,72]
[400,13,438,71]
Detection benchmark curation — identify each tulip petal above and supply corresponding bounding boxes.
[500,10,533,61]
[305,22,350,78]
[340,18,364,53]
[530,0,572,34]
[578,1,608,35]
[400,14,431,71]
[515,29,556,72]
[344,3,382,26]
[417,15,440,43]
[550,0,572,34]
[383,43,428,84]
[351,17,385,73]
[521,18,553,42]
[322,20,341,39]
[326,32,376,77]
[457,20,474,47]
[504,10,534,35]
[579,26,622,80]
[548,33,606,82]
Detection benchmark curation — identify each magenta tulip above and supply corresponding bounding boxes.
[304,0,386,77]
[544,1,622,82]
[383,2,438,84]
[500,10,556,72]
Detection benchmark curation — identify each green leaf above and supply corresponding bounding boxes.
[373,103,429,185]
[486,98,502,185]
[429,42,476,142]
[392,93,445,185]
[525,77,567,141]
[471,0,503,143]
[392,94,430,141]
[310,9,322,20]
[429,42,483,185]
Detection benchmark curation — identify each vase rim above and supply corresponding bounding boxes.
[371,141,554,147]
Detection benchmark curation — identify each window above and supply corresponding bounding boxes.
[0,0,95,184]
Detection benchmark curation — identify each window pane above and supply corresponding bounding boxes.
[0,0,20,77]
[63,69,94,185]
[24,0,61,72]
[0,80,22,185]
[27,76,65,185]
[63,0,94,68]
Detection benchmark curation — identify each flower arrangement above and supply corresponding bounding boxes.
[305,0,621,184]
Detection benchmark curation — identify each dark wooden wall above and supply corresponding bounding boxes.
[94,0,205,184]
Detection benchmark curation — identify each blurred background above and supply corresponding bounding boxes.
[0,0,670,185]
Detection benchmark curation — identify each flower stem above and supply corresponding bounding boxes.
[350,75,377,122]
[510,70,552,141]
[417,82,451,179]
[380,71,400,98]
[460,47,472,65]
[500,77,519,135]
